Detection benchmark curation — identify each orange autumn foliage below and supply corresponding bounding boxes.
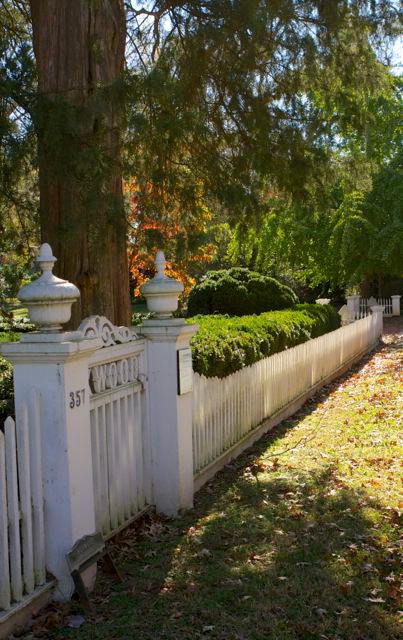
[125,178,216,298]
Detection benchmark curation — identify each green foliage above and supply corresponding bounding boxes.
[0,332,18,423]
[0,259,32,300]
[187,268,298,316]
[0,1,400,305]
[225,76,403,293]
[327,151,403,286]
[189,304,340,378]
[0,356,13,424]
[0,312,33,423]
[0,316,34,333]
[125,1,398,233]
[0,1,38,285]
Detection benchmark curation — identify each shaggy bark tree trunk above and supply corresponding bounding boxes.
[30,0,130,327]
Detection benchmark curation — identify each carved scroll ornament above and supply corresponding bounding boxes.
[78,315,139,347]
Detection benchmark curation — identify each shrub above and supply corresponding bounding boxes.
[0,357,14,424]
[187,267,298,316]
[0,333,19,424]
[188,303,340,378]
[0,315,34,334]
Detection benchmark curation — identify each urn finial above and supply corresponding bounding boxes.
[140,250,184,319]
[18,244,80,332]
[155,250,166,279]
[36,243,57,273]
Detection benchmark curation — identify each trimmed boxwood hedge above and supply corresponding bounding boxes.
[187,267,298,316]
[188,303,340,378]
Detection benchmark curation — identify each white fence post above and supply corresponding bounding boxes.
[140,320,198,515]
[140,251,198,516]
[0,245,101,600]
[346,295,359,321]
[391,295,401,316]
[338,304,350,326]
[1,337,101,600]
[370,305,384,338]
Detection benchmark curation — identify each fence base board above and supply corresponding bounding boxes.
[0,581,56,640]
[194,340,379,493]
[104,505,154,542]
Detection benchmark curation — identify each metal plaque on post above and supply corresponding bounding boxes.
[177,348,193,395]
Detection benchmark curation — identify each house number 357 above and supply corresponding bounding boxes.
[69,389,86,409]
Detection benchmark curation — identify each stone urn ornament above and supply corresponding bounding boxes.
[140,251,184,319]
[18,243,80,332]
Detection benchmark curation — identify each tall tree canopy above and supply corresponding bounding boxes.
[0,0,401,323]
[227,76,402,294]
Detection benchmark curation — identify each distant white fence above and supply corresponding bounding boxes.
[360,297,393,317]
[0,398,46,614]
[193,313,381,477]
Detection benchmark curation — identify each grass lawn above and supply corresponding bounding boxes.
[31,330,402,640]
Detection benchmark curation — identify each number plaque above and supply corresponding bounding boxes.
[69,389,86,409]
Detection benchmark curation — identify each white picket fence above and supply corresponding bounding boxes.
[192,314,381,475]
[360,297,393,317]
[0,397,46,614]
[0,300,384,625]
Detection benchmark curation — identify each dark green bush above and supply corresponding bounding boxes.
[187,267,298,316]
[189,303,340,378]
[0,333,19,424]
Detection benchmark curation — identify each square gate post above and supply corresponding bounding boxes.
[140,319,198,516]
[391,295,401,316]
[346,295,360,322]
[1,333,101,600]
[0,244,101,600]
[139,250,198,517]
[370,305,384,339]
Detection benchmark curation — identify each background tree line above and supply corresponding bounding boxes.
[0,0,402,324]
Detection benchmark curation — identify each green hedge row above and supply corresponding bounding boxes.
[189,303,340,378]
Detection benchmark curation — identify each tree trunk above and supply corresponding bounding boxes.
[30,0,130,327]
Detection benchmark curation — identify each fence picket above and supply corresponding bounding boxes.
[16,403,35,595]
[0,430,11,610]
[126,393,137,515]
[30,392,46,586]
[134,391,145,510]
[4,417,23,603]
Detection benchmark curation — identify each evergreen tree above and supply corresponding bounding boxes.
[1,0,400,323]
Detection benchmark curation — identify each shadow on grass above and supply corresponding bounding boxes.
[51,462,401,640]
